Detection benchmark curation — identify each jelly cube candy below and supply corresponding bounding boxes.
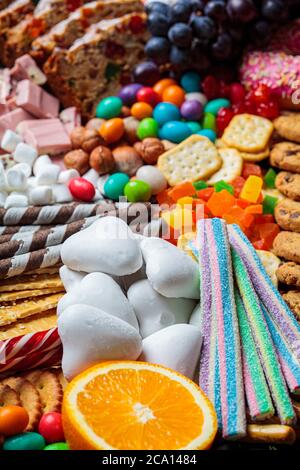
[223,206,254,229]
[196,187,215,201]
[214,180,234,195]
[207,189,235,217]
[193,180,208,191]
[168,182,196,202]
[255,214,275,224]
[264,168,277,189]
[236,199,250,209]
[156,189,174,207]
[240,175,263,203]
[161,207,194,231]
[245,204,263,215]
[263,195,278,215]
[231,176,246,198]
[242,163,262,179]
[176,196,194,207]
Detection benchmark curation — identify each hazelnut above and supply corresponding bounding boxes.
[123,116,139,144]
[112,146,143,176]
[135,138,165,165]
[85,118,105,131]
[70,126,86,149]
[90,146,115,175]
[81,129,104,153]
[64,149,90,175]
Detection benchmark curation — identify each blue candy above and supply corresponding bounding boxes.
[187,121,202,134]
[153,102,181,127]
[197,129,217,142]
[204,98,231,116]
[180,71,201,93]
[159,121,192,143]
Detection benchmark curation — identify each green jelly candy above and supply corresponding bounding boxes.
[124,180,151,203]
[193,180,208,191]
[137,118,159,140]
[104,173,130,201]
[96,96,122,119]
[186,121,202,134]
[204,98,231,116]
[264,168,277,189]
[263,195,278,215]
[44,442,69,451]
[202,112,216,131]
[3,432,45,451]
[214,180,234,195]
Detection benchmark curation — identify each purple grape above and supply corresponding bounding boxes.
[146,1,170,16]
[188,0,205,11]
[118,84,142,106]
[170,1,192,23]
[168,23,193,47]
[147,12,170,36]
[191,15,216,40]
[261,0,287,21]
[251,20,272,45]
[145,37,171,63]
[133,61,160,86]
[227,0,258,22]
[180,100,203,120]
[211,33,233,60]
[204,1,228,21]
[169,45,190,67]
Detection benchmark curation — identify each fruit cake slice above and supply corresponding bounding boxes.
[0,0,33,33]
[1,0,90,66]
[0,0,14,11]
[44,12,148,119]
[31,0,144,63]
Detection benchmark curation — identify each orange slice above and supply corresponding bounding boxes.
[62,361,217,450]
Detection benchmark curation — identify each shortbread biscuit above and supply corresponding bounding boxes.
[271,142,300,172]
[0,274,63,292]
[282,290,300,319]
[0,287,64,302]
[273,231,300,264]
[0,385,21,407]
[276,172,300,201]
[256,250,280,287]
[275,199,300,232]
[274,114,300,143]
[277,262,300,288]
[222,114,274,153]
[33,371,63,413]
[207,148,243,184]
[157,135,222,186]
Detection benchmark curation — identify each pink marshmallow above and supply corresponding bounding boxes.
[21,118,72,155]
[0,108,35,141]
[10,54,47,85]
[15,80,59,119]
[59,107,81,135]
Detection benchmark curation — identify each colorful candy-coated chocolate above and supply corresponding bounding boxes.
[103,173,130,201]
[68,177,95,202]
[159,121,192,143]
[137,118,159,139]
[131,102,153,120]
[202,112,216,131]
[185,92,208,107]
[204,98,231,116]
[162,85,185,107]
[197,129,216,142]
[95,96,123,119]
[100,118,124,143]
[0,406,29,436]
[186,121,202,133]
[153,78,177,97]
[137,87,160,108]
[180,72,201,93]
[124,180,151,202]
[180,100,203,121]
[3,432,46,450]
[38,412,64,444]
[118,83,142,106]
[153,102,180,126]
[44,442,69,450]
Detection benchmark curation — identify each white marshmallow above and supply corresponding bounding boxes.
[61,216,143,276]
[58,304,142,380]
[0,191,7,207]
[136,166,167,195]
[12,162,31,178]
[82,168,99,185]
[58,169,80,184]
[140,324,202,379]
[59,266,86,292]
[14,142,38,167]
[140,237,200,299]
[27,176,38,189]
[33,155,52,175]
[52,184,73,203]
[97,175,109,195]
[29,185,53,205]
[1,130,22,153]
[4,193,28,208]
[6,167,27,191]
[127,279,196,338]
[36,164,60,185]
[189,303,201,328]
[0,171,8,192]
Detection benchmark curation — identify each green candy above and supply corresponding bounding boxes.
[137,118,159,140]
[104,173,130,201]
[204,98,231,116]
[193,180,208,191]
[186,121,202,134]
[214,180,234,195]
[44,442,69,451]
[263,195,278,215]
[3,432,45,451]
[95,96,122,119]
[124,180,151,203]
[264,168,277,189]
[202,112,216,132]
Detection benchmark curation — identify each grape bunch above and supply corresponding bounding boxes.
[145,0,300,69]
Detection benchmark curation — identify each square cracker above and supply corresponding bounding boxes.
[157,135,222,186]
[222,114,274,153]
[207,148,243,184]
[216,138,269,161]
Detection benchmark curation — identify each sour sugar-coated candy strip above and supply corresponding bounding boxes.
[261,303,300,395]
[228,224,300,349]
[235,289,274,420]
[206,218,246,439]
[232,248,295,425]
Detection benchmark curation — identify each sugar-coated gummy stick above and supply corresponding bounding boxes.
[228,224,300,349]
[235,289,274,421]
[232,248,295,425]
[261,303,300,395]
[206,219,246,439]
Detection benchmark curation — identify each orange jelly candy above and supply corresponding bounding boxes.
[207,190,235,217]
[168,182,195,202]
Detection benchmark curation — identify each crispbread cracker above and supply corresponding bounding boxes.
[0,287,64,302]
[157,135,222,186]
[0,293,63,327]
[0,309,57,340]
[240,147,270,162]
[222,114,274,152]
[207,148,243,184]
[256,250,280,287]
[0,274,63,292]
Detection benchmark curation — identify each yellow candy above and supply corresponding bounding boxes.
[176,196,194,207]
[240,175,263,203]
[162,207,193,231]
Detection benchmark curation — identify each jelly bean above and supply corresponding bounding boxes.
[68,177,95,202]
[153,102,180,126]
[202,112,216,131]
[180,100,203,121]
[162,85,185,107]
[104,173,130,201]
[136,165,167,195]
[180,71,201,93]
[38,413,64,444]
[186,121,202,134]
[44,442,69,451]
[3,432,45,450]
[118,83,142,106]
[95,96,122,119]
[124,180,152,202]
[137,118,159,139]
[159,121,192,144]
[137,87,160,107]
[185,92,208,107]
[100,118,124,143]
[131,102,153,120]
[153,78,177,98]
[0,406,29,436]
[197,129,217,142]
[204,98,231,116]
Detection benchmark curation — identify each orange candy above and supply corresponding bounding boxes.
[162,85,186,107]
[0,406,29,436]
[168,182,195,202]
[131,102,153,120]
[99,118,124,143]
[153,78,177,98]
[207,190,235,217]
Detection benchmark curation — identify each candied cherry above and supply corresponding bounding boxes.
[219,81,231,99]
[216,107,234,134]
[230,83,246,104]
[248,84,271,105]
[232,102,247,115]
[202,76,220,100]
[257,100,280,120]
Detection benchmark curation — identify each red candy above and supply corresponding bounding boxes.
[38,412,65,444]
[257,100,280,120]
[137,87,160,107]
[230,83,246,104]
[217,107,234,134]
[68,177,95,202]
[202,76,220,100]
[242,163,262,179]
